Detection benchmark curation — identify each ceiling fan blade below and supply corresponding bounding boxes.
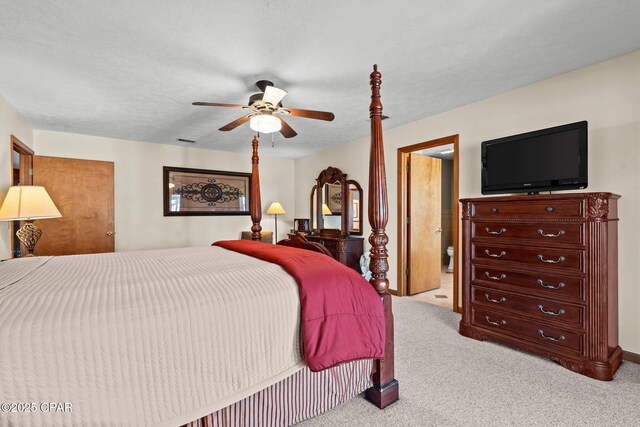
[263,86,288,106]
[279,117,298,138]
[193,102,247,108]
[219,114,251,131]
[282,108,335,121]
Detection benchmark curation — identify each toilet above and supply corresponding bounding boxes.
[446,246,454,273]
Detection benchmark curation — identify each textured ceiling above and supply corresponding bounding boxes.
[1,1,640,159]
[421,144,454,161]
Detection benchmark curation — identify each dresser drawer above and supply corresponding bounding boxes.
[473,243,584,273]
[472,222,584,246]
[471,307,583,354]
[472,200,583,219]
[472,265,584,301]
[472,286,583,329]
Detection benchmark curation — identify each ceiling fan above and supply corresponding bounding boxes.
[193,80,335,138]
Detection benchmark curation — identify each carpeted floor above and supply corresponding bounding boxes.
[301,296,640,426]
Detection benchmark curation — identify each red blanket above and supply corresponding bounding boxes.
[213,240,384,371]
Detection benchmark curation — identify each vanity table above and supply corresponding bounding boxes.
[290,230,364,271]
[294,166,364,271]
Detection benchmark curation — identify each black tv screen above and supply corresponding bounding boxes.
[481,121,588,195]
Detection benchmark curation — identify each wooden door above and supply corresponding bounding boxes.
[408,153,441,294]
[11,135,34,258]
[33,156,115,255]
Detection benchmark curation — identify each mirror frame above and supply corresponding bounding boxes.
[346,179,363,236]
[310,166,363,236]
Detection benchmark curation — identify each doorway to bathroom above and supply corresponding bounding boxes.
[397,135,460,312]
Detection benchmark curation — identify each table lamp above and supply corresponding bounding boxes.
[0,186,62,256]
[266,202,286,243]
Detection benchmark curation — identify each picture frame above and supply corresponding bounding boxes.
[294,218,311,233]
[163,166,251,216]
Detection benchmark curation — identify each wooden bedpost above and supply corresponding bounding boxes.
[250,135,262,241]
[365,65,399,409]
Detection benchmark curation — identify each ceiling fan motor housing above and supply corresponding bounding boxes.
[248,92,282,109]
[255,80,275,92]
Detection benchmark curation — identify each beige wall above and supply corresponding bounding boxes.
[0,95,33,260]
[33,130,296,251]
[294,50,640,353]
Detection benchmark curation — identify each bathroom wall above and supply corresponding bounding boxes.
[440,159,454,264]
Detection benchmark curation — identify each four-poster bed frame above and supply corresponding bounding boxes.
[249,65,399,409]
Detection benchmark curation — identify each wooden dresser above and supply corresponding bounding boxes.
[458,193,621,380]
[290,231,364,272]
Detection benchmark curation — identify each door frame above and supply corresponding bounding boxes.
[397,134,461,312]
[10,135,34,258]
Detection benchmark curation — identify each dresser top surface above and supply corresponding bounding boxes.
[460,192,620,203]
[306,234,364,241]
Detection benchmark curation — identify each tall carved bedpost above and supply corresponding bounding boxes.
[365,65,399,409]
[250,135,262,241]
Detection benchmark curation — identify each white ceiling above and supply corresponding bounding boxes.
[1,1,640,159]
[421,144,454,160]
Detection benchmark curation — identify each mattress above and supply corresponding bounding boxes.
[0,247,304,427]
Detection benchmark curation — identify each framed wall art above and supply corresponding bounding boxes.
[163,166,251,216]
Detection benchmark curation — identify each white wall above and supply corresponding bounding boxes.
[294,50,640,354]
[34,130,295,251]
[0,95,33,260]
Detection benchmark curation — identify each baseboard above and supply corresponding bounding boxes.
[622,350,640,364]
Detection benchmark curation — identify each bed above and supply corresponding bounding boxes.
[0,66,398,426]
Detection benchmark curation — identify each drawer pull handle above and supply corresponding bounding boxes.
[485,227,506,235]
[538,229,565,238]
[485,272,507,281]
[485,250,506,258]
[538,305,565,316]
[538,330,565,342]
[537,279,566,289]
[485,294,507,304]
[538,254,565,263]
[485,316,506,326]
[491,207,498,213]
[546,206,555,213]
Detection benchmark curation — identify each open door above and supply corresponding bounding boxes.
[407,153,441,294]
[33,155,115,255]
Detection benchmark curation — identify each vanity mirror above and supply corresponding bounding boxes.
[309,167,363,236]
[302,167,365,271]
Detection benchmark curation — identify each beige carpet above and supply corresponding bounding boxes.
[410,267,454,309]
[301,296,640,426]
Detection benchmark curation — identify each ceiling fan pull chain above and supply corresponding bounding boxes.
[272,133,275,148]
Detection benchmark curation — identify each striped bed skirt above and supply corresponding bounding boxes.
[182,359,374,427]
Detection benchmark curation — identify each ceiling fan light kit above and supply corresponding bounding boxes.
[250,114,282,134]
[193,80,335,139]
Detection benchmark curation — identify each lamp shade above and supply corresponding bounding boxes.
[0,186,62,221]
[250,114,282,134]
[266,202,286,215]
[322,203,332,215]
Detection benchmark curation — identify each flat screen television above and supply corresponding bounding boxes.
[481,121,588,195]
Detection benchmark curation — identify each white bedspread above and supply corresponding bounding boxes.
[0,247,304,427]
